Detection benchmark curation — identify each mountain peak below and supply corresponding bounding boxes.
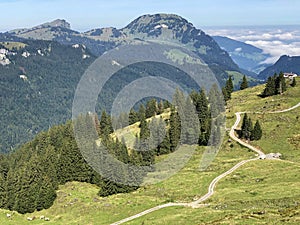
[124,13,193,35]
[36,19,71,29]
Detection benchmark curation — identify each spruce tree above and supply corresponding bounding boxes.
[145,98,157,118]
[291,77,297,87]
[100,110,114,137]
[222,87,230,102]
[262,75,276,97]
[251,120,262,140]
[226,75,234,94]
[241,113,252,140]
[157,100,164,114]
[129,109,139,125]
[36,176,57,211]
[169,106,181,152]
[240,75,249,90]
[276,72,286,94]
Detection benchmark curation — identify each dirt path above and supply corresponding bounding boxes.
[110,102,300,225]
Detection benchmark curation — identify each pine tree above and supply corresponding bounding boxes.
[226,76,234,94]
[262,75,276,97]
[138,104,146,121]
[0,173,6,208]
[209,84,225,117]
[240,75,249,90]
[222,87,230,102]
[241,113,252,140]
[100,110,114,137]
[36,176,57,211]
[276,72,286,94]
[139,109,154,166]
[145,98,157,118]
[251,120,263,140]
[157,100,164,114]
[129,109,139,125]
[291,77,297,87]
[181,96,199,145]
[169,106,181,152]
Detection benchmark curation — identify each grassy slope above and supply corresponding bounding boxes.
[1,78,300,224]
[0,42,26,50]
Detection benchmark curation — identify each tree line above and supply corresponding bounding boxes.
[0,85,225,214]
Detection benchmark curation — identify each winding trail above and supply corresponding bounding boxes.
[111,102,300,225]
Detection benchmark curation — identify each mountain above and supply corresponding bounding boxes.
[213,36,271,75]
[0,14,247,153]
[259,55,300,79]
[8,14,240,79]
[0,38,95,153]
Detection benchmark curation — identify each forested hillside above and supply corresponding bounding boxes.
[0,87,224,214]
[0,39,95,153]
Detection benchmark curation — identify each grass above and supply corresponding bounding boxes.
[0,42,26,50]
[0,139,253,225]
[226,70,258,87]
[1,79,300,224]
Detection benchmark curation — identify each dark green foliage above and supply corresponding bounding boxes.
[100,111,114,138]
[129,109,139,125]
[251,120,263,141]
[36,176,57,211]
[276,72,287,94]
[240,75,249,90]
[240,113,253,140]
[222,87,230,102]
[226,76,234,94]
[145,98,158,118]
[0,113,142,213]
[291,77,297,87]
[169,106,181,152]
[262,72,287,97]
[222,76,233,101]
[0,40,95,153]
[240,114,263,141]
[262,75,276,97]
[209,84,225,117]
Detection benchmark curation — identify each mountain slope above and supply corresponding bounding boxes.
[259,55,300,79]
[0,78,299,224]
[0,39,95,153]
[213,36,270,75]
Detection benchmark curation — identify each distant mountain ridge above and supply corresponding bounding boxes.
[212,36,271,75]
[259,55,300,79]
[7,14,240,75]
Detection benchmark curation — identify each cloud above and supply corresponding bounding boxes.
[206,26,300,64]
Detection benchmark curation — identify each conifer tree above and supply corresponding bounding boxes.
[291,77,297,87]
[100,110,114,137]
[145,98,157,118]
[222,76,234,101]
[276,72,286,94]
[226,75,234,94]
[169,106,181,152]
[0,173,6,208]
[240,75,249,90]
[222,87,230,102]
[262,75,276,97]
[157,100,164,114]
[129,109,139,125]
[241,113,252,140]
[251,120,263,140]
[36,176,57,211]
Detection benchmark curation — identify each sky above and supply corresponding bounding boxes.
[0,0,299,32]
